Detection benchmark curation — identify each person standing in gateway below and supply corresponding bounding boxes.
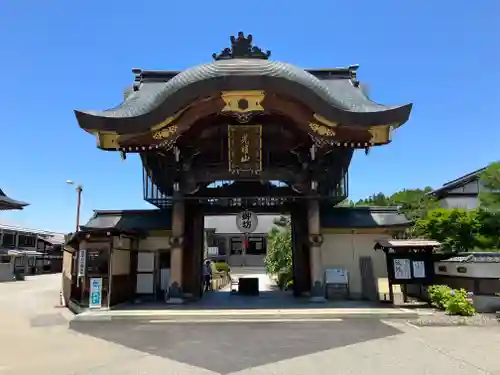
[203,260,213,292]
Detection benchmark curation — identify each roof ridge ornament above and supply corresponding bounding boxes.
[212,32,271,61]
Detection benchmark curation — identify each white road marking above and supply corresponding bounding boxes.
[148,318,343,324]
[405,321,421,330]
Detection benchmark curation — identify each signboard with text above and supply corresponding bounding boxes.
[412,260,426,278]
[236,210,258,234]
[77,249,87,277]
[393,258,411,280]
[228,125,262,175]
[325,268,349,285]
[89,277,102,309]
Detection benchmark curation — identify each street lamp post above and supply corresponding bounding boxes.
[66,180,83,232]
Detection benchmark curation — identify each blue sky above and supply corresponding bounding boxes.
[1,0,499,233]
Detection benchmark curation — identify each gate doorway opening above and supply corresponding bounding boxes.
[177,189,314,304]
[180,203,316,308]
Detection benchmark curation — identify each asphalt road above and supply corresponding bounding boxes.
[70,319,400,374]
[2,275,500,375]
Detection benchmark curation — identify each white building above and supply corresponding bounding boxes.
[428,167,488,210]
[204,215,280,267]
[0,222,65,278]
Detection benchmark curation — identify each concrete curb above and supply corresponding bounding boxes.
[73,308,429,323]
[59,308,76,322]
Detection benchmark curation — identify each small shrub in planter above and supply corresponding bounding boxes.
[428,285,452,309]
[445,289,475,316]
[428,285,475,316]
[277,271,293,290]
[214,262,230,274]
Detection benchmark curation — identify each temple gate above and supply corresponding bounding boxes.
[65,32,412,307]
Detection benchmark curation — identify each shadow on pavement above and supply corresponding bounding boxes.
[70,319,402,374]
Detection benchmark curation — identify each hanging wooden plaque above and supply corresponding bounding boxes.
[228,125,262,175]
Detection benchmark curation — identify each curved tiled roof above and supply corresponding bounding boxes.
[75,60,412,132]
[83,60,399,118]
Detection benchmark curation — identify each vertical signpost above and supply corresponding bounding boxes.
[89,277,103,309]
[77,249,86,277]
[236,210,258,266]
[77,249,86,287]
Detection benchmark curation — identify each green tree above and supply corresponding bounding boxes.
[389,187,438,221]
[264,215,292,277]
[353,187,437,221]
[415,208,480,251]
[474,162,500,250]
[354,192,389,206]
[479,161,500,211]
[475,207,500,250]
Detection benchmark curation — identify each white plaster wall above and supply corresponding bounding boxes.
[439,196,479,210]
[321,233,391,297]
[435,261,500,278]
[138,236,170,251]
[111,249,130,275]
[448,180,480,194]
[113,236,131,250]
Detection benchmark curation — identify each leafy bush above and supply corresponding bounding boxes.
[445,289,476,316]
[277,271,293,290]
[428,285,475,316]
[264,218,292,277]
[213,262,230,274]
[428,285,452,309]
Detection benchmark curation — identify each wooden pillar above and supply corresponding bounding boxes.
[182,203,204,298]
[107,246,113,308]
[308,199,325,301]
[241,233,247,266]
[168,199,185,303]
[385,252,395,304]
[189,207,204,299]
[291,203,311,297]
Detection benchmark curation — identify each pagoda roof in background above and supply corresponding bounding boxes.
[0,189,29,211]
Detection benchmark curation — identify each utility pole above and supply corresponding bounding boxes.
[66,180,83,232]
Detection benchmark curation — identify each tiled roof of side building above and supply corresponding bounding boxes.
[81,209,172,232]
[427,166,487,197]
[0,189,29,210]
[0,222,65,244]
[320,206,412,228]
[442,252,500,263]
[81,206,411,233]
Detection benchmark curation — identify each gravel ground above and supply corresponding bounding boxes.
[409,309,499,327]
